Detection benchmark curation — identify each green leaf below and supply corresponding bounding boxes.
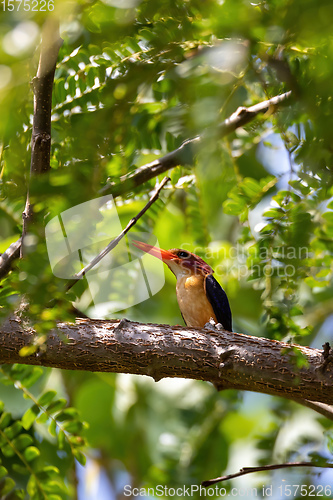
[68,435,85,447]
[38,479,65,495]
[9,366,43,388]
[11,434,34,451]
[48,419,57,438]
[223,199,246,216]
[19,344,38,357]
[289,306,303,316]
[78,75,86,94]
[78,49,90,65]
[305,276,329,288]
[125,37,141,54]
[55,78,66,103]
[139,28,155,43]
[23,446,40,462]
[26,475,37,497]
[263,208,285,218]
[46,399,67,415]
[0,477,15,496]
[67,75,76,98]
[57,430,66,450]
[62,419,83,434]
[3,422,22,440]
[12,463,29,475]
[98,64,106,84]
[0,412,12,430]
[307,452,330,467]
[1,444,15,458]
[322,211,333,223]
[74,449,86,466]
[22,405,40,430]
[0,466,8,479]
[325,430,333,454]
[36,412,49,424]
[87,66,96,88]
[241,177,262,198]
[55,408,79,422]
[289,179,311,195]
[316,268,330,278]
[37,390,57,407]
[36,466,59,481]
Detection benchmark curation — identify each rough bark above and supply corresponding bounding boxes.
[0,316,332,405]
[22,20,63,241]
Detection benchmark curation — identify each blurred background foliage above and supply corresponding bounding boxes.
[0,0,333,498]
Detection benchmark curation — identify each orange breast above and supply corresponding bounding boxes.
[176,274,217,328]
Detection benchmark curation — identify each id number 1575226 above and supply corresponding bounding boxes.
[1,0,54,11]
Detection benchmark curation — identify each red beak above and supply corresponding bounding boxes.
[132,240,176,262]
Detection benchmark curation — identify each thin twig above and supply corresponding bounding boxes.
[66,176,171,291]
[202,461,333,487]
[297,399,333,421]
[284,392,333,421]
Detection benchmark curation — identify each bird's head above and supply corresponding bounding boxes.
[133,240,213,279]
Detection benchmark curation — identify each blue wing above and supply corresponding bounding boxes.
[204,274,232,331]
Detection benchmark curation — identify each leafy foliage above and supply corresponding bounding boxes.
[1,0,333,497]
[0,365,86,499]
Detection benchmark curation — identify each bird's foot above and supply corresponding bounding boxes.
[204,318,223,331]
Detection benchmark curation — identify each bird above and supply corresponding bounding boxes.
[133,240,232,331]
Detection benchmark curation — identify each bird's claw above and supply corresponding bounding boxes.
[204,318,223,331]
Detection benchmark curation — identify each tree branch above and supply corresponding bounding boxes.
[0,317,331,407]
[100,91,292,197]
[202,461,333,487]
[22,20,63,245]
[0,238,22,280]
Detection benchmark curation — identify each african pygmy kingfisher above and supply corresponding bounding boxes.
[133,241,232,331]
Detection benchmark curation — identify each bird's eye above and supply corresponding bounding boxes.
[178,251,190,259]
